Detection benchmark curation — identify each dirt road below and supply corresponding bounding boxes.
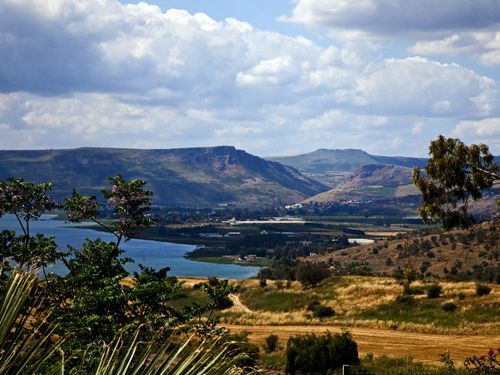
[228,294,253,313]
[222,324,500,365]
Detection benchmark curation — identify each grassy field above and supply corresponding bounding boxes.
[217,276,500,335]
[210,276,500,372]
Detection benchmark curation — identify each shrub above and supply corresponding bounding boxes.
[295,262,330,288]
[312,306,335,319]
[442,302,457,312]
[306,300,321,311]
[457,292,466,300]
[427,284,442,299]
[285,331,359,375]
[264,334,279,353]
[274,280,284,289]
[464,348,500,374]
[476,283,491,296]
[395,295,415,305]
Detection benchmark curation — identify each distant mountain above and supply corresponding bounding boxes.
[268,148,429,189]
[268,149,428,173]
[303,164,419,203]
[0,147,327,208]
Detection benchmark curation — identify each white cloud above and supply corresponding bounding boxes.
[409,32,500,66]
[453,118,500,150]
[352,57,499,117]
[454,118,500,136]
[411,122,423,135]
[287,0,500,37]
[0,0,499,155]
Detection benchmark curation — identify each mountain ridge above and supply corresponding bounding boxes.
[0,147,327,208]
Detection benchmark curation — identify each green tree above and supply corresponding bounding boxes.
[285,331,359,375]
[295,262,330,288]
[0,179,58,278]
[413,135,500,229]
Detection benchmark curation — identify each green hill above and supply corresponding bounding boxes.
[0,147,328,208]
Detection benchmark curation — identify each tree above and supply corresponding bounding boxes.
[0,175,246,373]
[295,262,330,288]
[0,179,58,278]
[285,331,359,375]
[413,135,500,229]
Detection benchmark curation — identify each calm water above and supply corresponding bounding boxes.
[0,215,259,279]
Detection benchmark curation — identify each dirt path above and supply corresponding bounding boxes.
[222,324,500,366]
[229,294,252,313]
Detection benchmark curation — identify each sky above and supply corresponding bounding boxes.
[0,0,500,157]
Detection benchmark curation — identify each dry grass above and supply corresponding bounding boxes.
[221,324,500,366]
[219,276,500,336]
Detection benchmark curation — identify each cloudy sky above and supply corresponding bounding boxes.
[1,0,499,156]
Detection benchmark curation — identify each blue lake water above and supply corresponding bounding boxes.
[0,215,259,279]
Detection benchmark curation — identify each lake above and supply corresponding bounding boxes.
[0,215,259,279]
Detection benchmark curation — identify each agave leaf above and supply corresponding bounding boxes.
[89,327,245,375]
[0,270,63,374]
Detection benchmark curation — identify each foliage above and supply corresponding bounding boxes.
[476,284,492,296]
[0,178,58,276]
[85,327,246,375]
[441,302,458,313]
[413,136,500,229]
[312,305,335,319]
[0,175,242,373]
[295,262,330,288]
[427,284,442,299]
[285,331,359,375]
[64,174,155,244]
[0,178,56,228]
[464,348,500,375]
[0,271,63,374]
[264,335,279,353]
[197,277,235,311]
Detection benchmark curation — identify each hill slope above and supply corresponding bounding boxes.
[303,164,419,203]
[0,147,327,207]
[268,149,428,173]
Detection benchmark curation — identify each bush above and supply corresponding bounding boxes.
[442,302,457,312]
[457,292,466,300]
[264,334,279,353]
[285,331,359,375]
[295,262,330,288]
[395,295,415,305]
[312,305,335,319]
[427,284,442,299]
[306,300,321,311]
[476,284,491,296]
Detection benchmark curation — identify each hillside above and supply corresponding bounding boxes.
[303,164,419,203]
[0,147,327,207]
[307,220,500,280]
[268,149,428,187]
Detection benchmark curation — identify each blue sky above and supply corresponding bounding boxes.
[0,0,499,156]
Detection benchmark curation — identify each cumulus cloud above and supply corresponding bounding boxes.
[0,0,499,155]
[409,32,500,65]
[286,0,500,36]
[453,118,500,150]
[352,57,499,117]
